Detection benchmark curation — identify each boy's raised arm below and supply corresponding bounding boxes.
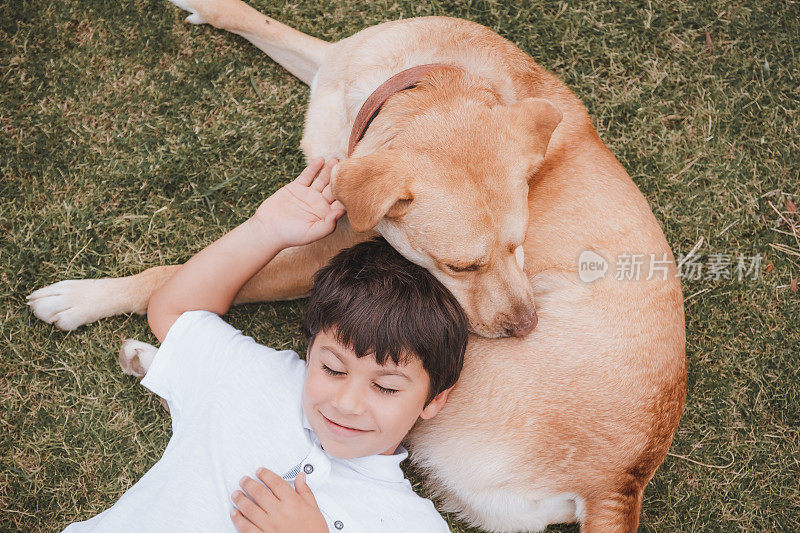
[147,158,344,342]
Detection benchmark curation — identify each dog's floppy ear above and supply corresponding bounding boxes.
[332,150,413,232]
[504,98,562,177]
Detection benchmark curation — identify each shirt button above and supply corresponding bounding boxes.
[334,521,344,529]
[303,464,314,474]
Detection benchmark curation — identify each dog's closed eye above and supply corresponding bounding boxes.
[446,263,481,273]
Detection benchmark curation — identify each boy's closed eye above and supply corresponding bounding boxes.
[320,364,400,395]
[320,364,345,376]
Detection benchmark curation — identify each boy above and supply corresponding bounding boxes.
[63,158,468,532]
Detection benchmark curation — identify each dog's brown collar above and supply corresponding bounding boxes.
[347,63,448,157]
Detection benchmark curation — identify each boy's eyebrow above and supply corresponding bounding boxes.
[321,345,412,381]
[321,345,347,363]
[374,368,412,381]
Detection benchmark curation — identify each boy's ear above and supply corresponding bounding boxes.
[419,386,453,420]
[331,150,413,232]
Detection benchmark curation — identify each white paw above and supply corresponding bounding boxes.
[168,0,207,24]
[27,278,120,331]
[119,339,158,378]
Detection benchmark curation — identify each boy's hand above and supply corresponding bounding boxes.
[231,469,328,533]
[253,158,346,249]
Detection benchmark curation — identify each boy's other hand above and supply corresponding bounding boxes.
[231,469,328,533]
[253,158,346,249]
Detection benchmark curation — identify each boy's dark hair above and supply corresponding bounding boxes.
[302,238,468,404]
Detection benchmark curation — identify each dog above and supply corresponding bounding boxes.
[28,2,686,531]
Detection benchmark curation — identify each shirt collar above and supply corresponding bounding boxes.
[301,410,409,483]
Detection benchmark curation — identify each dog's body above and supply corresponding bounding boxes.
[28,3,685,531]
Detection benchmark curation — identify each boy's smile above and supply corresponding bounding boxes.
[302,329,450,460]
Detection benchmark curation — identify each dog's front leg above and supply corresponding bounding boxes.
[28,219,371,330]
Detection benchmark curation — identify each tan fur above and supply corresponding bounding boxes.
[28,3,686,531]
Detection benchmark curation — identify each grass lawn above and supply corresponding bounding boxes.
[1,0,798,531]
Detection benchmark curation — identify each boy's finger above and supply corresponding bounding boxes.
[232,489,270,529]
[256,467,294,501]
[321,182,335,203]
[294,472,319,506]
[324,208,345,226]
[322,212,343,228]
[310,158,337,192]
[230,508,260,533]
[240,475,277,511]
[330,200,346,213]
[296,158,325,186]
[321,203,346,226]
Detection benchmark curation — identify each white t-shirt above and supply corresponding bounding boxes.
[63,311,449,533]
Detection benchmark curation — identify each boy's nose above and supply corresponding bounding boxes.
[330,380,366,416]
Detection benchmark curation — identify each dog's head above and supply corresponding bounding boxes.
[333,74,561,338]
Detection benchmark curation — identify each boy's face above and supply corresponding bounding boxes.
[302,329,450,460]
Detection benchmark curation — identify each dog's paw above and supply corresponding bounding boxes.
[167,0,208,25]
[119,339,158,378]
[120,340,170,412]
[27,279,118,331]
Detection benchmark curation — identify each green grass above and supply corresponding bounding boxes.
[1,0,798,531]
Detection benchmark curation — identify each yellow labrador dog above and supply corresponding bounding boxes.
[28,2,686,531]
